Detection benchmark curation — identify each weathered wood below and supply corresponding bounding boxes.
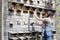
[0,0,2,40]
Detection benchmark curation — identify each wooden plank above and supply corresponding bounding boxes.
[0,0,2,40]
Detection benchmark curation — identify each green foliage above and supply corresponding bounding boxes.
[57,30,60,33]
[57,24,60,33]
[57,24,60,28]
[56,6,60,12]
[56,16,60,19]
[56,16,60,33]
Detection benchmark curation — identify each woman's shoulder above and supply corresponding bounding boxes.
[44,17,51,22]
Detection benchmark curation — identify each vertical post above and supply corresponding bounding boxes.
[21,9,23,25]
[27,0,30,4]
[14,9,16,16]
[28,10,30,31]
[21,0,23,3]
[35,9,38,40]
[16,33,18,39]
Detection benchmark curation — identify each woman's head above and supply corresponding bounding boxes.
[42,11,54,17]
[44,13,49,17]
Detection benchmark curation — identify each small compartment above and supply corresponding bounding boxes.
[9,23,13,28]
[23,6,29,10]
[8,9,14,16]
[32,32,36,40]
[16,4,23,10]
[25,33,31,36]
[17,21,20,25]
[30,0,33,5]
[29,11,34,17]
[37,12,40,18]
[29,7,36,11]
[23,10,28,14]
[37,1,40,4]
[11,34,17,37]
[16,10,21,16]
[18,33,25,37]
[8,2,14,10]
[8,32,18,40]
[24,0,27,3]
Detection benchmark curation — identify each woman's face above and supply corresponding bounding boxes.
[44,13,48,17]
[42,13,48,18]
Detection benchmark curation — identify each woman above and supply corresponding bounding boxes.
[34,11,52,40]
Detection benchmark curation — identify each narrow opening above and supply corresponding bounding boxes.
[30,1,33,5]
[18,33,24,36]
[17,21,20,25]
[33,7,36,11]
[50,3,53,9]
[37,12,40,18]
[25,33,31,36]
[29,7,35,11]
[9,24,13,28]
[37,1,40,4]
[12,3,16,9]
[11,34,17,37]
[24,0,27,3]
[23,10,28,14]
[29,11,34,17]
[8,9,14,12]
[16,10,21,16]
[26,6,30,10]
[8,9,14,16]
[39,8,42,12]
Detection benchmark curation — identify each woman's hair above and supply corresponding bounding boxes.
[47,13,51,17]
[42,11,54,17]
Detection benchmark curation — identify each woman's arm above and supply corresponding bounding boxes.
[35,16,48,22]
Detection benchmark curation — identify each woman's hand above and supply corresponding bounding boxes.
[34,23,42,26]
[34,12,49,22]
[34,14,48,22]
